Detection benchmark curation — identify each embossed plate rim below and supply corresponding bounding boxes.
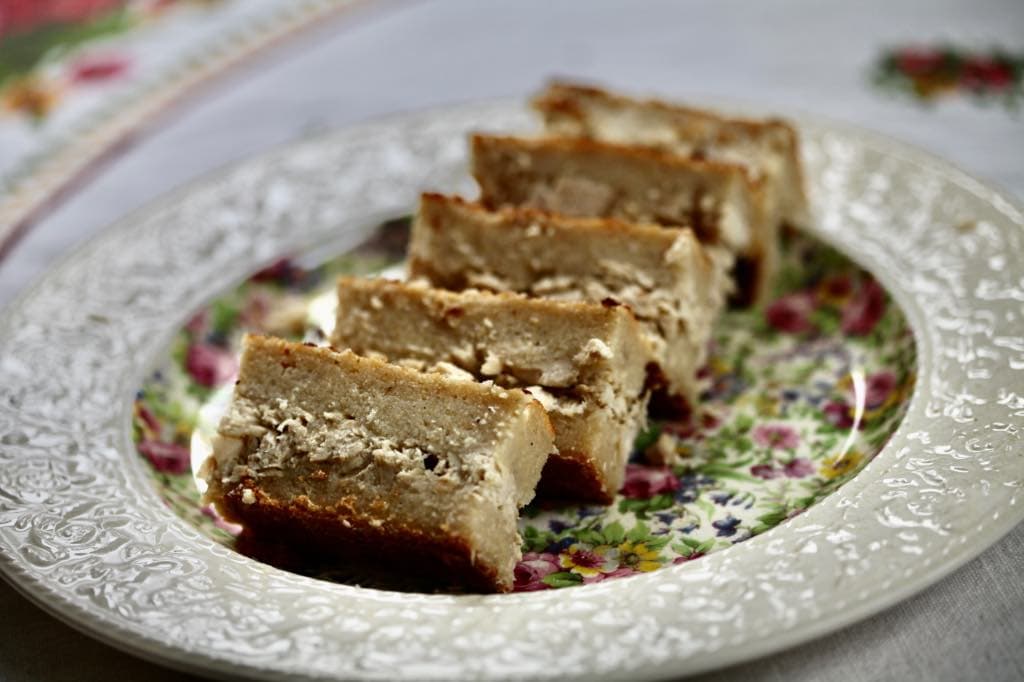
[0,100,1021,681]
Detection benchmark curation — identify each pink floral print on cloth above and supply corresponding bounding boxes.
[0,1,232,120]
[872,44,1024,110]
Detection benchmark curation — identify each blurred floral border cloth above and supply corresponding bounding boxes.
[872,44,1023,110]
[0,0,362,256]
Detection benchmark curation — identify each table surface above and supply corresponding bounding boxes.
[1,1,1023,680]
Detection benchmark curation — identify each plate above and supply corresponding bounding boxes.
[1,101,1022,680]
[137,220,915,592]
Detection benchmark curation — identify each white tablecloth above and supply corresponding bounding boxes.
[1,1,1022,679]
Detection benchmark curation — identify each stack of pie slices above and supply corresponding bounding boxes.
[200,81,809,592]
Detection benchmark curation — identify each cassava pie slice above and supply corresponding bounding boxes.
[332,277,650,503]
[201,334,554,593]
[470,132,772,306]
[407,193,731,414]
[532,80,809,233]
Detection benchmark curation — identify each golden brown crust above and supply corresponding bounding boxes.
[420,191,689,245]
[642,360,693,419]
[533,79,798,142]
[415,192,717,299]
[471,133,761,190]
[534,450,615,505]
[416,191,717,279]
[245,334,539,413]
[731,254,765,308]
[219,477,508,593]
[336,272,640,327]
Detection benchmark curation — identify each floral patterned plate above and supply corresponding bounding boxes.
[135,222,915,593]
[0,102,1021,681]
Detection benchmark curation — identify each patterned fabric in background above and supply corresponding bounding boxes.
[1,5,1019,261]
[872,44,1023,110]
[0,1,227,121]
[0,0,354,256]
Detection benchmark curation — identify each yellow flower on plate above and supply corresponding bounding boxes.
[709,356,731,377]
[559,544,614,577]
[755,393,780,417]
[864,372,915,423]
[820,450,865,480]
[616,541,663,572]
[816,274,856,306]
[863,393,900,423]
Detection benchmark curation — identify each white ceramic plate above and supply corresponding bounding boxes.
[0,102,1021,681]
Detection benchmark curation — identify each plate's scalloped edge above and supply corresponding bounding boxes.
[0,101,1021,681]
[0,554,265,682]
[0,0,374,262]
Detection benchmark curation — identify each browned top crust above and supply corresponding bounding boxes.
[332,274,652,390]
[533,79,800,145]
[243,334,539,412]
[414,192,720,296]
[420,191,700,250]
[471,133,761,194]
[469,133,766,259]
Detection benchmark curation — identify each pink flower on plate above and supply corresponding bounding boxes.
[823,400,855,429]
[583,567,638,584]
[138,440,191,474]
[513,552,560,591]
[560,546,610,576]
[250,257,303,284]
[135,403,160,433]
[841,279,886,336]
[752,424,800,450]
[751,464,780,480]
[865,371,897,409]
[70,54,130,82]
[765,292,817,334]
[783,458,816,478]
[620,464,680,499]
[700,411,722,431]
[185,343,237,388]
